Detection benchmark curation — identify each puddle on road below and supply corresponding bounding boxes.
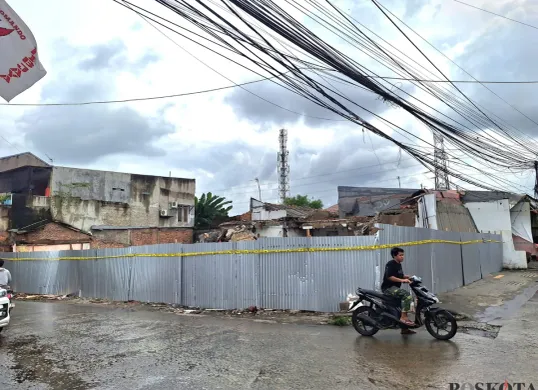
[3,335,94,389]
[475,284,538,325]
[353,335,463,387]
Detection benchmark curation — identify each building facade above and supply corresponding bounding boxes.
[0,153,196,250]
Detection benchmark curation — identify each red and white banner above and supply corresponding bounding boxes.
[0,0,46,102]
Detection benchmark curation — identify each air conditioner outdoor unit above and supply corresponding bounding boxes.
[169,201,179,209]
[160,209,169,217]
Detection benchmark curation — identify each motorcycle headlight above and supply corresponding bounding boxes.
[0,290,6,298]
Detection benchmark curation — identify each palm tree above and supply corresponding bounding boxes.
[195,192,233,229]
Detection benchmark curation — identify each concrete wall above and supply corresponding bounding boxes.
[465,200,527,269]
[0,152,49,173]
[251,199,287,221]
[416,193,438,229]
[465,200,512,233]
[49,167,196,231]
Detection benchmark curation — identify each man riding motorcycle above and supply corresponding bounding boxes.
[381,247,415,335]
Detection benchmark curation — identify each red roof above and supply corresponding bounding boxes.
[325,204,339,215]
[434,190,462,205]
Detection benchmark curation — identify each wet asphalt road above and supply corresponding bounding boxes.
[0,299,537,390]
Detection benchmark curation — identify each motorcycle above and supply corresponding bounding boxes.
[347,276,458,340]
[0,285,13,334]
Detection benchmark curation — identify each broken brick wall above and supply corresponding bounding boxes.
[131,228,193,245]
[93,227,193,247]
[17,222,90,244]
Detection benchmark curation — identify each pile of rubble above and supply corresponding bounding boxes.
[198,224,257,243]
[15,293,74,301]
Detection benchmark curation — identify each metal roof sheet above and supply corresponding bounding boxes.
[436,202,478,233]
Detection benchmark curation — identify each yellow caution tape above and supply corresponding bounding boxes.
[4,239,500,262]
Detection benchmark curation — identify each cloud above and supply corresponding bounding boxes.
[3,0,535,215]
[19,103,174,165]
[53,38,160,75]
[15,40,172,165]
[224,71,415,129]
[451,7,538,136]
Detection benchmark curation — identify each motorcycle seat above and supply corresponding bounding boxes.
[358,288,401,303]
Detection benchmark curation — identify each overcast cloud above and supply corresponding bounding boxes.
[1,0,536,213]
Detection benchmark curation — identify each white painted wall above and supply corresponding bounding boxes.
[510,201,533,242]
[257,225,303,237]
[416,194,438,229]
[465,200,527,269]
[250,199,287,221]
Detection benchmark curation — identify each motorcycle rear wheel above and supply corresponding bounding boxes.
[425,310,457,340]
[351,306,379,336]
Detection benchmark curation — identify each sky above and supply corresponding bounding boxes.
[1,0,537,214]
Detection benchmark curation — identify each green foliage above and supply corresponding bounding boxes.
[329,316,351,326]
[195,192,233,229]
[283,194,323,209]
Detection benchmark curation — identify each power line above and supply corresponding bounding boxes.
[0,73,295,107]
[374,1,538,151]
[5,70,534,107]
[141,0,536,195]
[114,0,347,122]
[366,76,538,84]
[452,0,538,31]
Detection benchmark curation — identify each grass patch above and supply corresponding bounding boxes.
[329,315,351,326]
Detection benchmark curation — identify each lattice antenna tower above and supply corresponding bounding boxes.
[277,128,290,202]
[433,132,450,190]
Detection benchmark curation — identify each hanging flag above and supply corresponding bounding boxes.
[0,0,46,102]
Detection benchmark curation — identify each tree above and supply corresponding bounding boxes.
[283,194,323,209]
[194,192,233,229]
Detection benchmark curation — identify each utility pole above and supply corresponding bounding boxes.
[534,161,538,199]
[254,178,262,201]
[397,176,401,188]
[433,133,450,190]
[277,129,290,203]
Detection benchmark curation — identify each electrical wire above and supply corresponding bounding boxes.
[123,0,538,198]
[451,0,538,31]
[0,71,309,107]
[373,1,538,155]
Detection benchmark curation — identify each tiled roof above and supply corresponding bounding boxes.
[324,204,339,215]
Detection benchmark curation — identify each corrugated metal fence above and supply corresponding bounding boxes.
[0,225,502,312]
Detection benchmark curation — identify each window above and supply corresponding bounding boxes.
[178,206,190,223]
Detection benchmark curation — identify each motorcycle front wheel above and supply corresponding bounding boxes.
[351,306,379,336]
[425,310,457,340]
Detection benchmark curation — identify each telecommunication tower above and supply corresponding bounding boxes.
[433,132,450,190]
[277,128,290,202]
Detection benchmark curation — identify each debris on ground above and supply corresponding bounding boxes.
[13,293,345,325]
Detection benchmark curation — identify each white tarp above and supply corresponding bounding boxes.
[0,0,46,102]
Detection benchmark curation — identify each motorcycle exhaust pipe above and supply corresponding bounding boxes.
[357,313,381,328]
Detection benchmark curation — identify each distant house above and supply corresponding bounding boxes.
[216,198,380,239]
[337,185,535,269]
[0,152,196,251]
